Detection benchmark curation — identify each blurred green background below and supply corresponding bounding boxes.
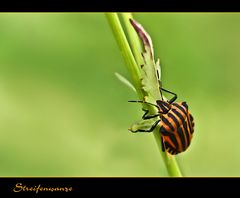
[0,13,239,176]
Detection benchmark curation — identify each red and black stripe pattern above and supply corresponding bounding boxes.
[158,101,194,155]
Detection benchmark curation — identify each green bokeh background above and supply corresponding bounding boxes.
[0,13,239,176]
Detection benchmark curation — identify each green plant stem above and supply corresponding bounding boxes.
[105,13,143,99]
[106,13,182,177]
[153,127,182,176]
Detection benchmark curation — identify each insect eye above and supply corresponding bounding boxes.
[181,102,188,110]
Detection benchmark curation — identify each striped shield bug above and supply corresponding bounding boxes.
[129,87,195,155]
[127,18,194,155]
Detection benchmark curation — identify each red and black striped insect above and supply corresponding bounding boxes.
[129,87,194,155]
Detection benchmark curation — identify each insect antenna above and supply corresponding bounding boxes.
[128,100,159,109]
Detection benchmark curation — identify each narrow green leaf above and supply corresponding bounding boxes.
[115,72,136,93]
[120,13,144,66]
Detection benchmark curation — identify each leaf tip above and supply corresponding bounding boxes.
[129,18,153,56]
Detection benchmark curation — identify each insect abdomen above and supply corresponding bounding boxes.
[160,102,194,155]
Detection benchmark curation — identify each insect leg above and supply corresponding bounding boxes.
[142,108,160,120]
[129,100,160,119]
[133,119,160,133]
[161,136,166,152]
[161,88,177,104]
